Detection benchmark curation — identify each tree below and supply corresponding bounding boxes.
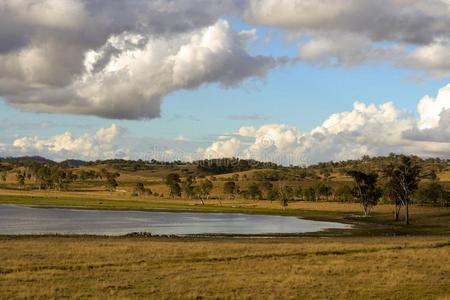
[247,183,262,200]
[106,177,118,192]
[16,172,25,190]
[383,155,421,224]
[278,186,291,209]
[193,185,204,205]
[51,168,73,191]
[181,176,195,199]
[191,179,214,205]
[318,184,333,200]
[201,179,213,200]
[223,181,238,199]
[414,181,449,207]
[104,171,120,192]
[347,170,381,217]
[383,179,403,221]
[303,187,316,201]
[312,181,324,201]
[335,185,354,202]
[267,189,279,202]
[1,172,6,182]
[133,182,146,197]
[294,187,303,200]
[165,173,181,198]
[259,179,273,200]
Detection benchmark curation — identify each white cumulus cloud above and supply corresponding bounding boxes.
[204,82,450,164]
[417,84,450,129]
[11,124,126,160]
[203,138,241,159]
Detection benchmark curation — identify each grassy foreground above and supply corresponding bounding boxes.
[1,190,450,298]
[0,236,449,299]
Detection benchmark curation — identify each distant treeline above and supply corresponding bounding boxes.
[194,158,279,174]
[1,154,449,177]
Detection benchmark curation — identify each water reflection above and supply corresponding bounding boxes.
[0,204,350,236]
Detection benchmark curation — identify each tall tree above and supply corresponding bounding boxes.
[104,171,120,193]
[165,173,181,198]
[383,155,421,224]
[134,182,146,197]
[223,181,238,199]
[259,179,273,200]
[247,183,262,200]
[278,186,291,209]
[106,177,118,192]
[201,179,213,200]
[181,176,195,199]
[347,170,381,217]
[16,172,25,190]
[383,180,403,221]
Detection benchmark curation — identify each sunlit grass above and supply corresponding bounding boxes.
[0,236,449,299]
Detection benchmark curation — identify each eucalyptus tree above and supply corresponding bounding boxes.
[16,172,25,190]
[134,182,146,197]
[347,170,381,217]
[383,155,422,224]
[181,176,195,199]
[223,181,238,199]
[278,186,292,209]
[165,173,181,198]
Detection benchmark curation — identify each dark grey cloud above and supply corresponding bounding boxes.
[246,0,450,76]
[0,0,278,119]
[2,0,450,121]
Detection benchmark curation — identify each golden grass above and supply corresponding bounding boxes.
[0,236,449,299]
[0,187,445,214]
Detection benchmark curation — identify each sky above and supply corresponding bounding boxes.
[1,0,450,165]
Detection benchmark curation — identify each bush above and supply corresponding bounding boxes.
[414,181,449,207]
[334,185,355,202]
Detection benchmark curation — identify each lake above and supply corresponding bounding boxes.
[0,204,350,236]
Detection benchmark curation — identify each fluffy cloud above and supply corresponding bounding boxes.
[95,124,126,142]
[404,85,450,144]
[245,0,450,76]
[2,0,450,120]
[203,138,241,159]
[404,109,450,143]
[238,126,257,137]
[417,84,450,129]
[236,102,413,165]
[0,1,278,119]
[10,124,126,160]
[204,83,450,164]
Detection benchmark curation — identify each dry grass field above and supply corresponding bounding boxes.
[0,236,449,299]
[1,162,450,298]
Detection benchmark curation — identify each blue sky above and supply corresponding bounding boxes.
[1,1,450,163]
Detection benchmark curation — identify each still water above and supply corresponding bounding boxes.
[0,204,350,236]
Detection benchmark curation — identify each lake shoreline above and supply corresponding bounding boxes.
[0,204,352,237]
[1,193,449,237]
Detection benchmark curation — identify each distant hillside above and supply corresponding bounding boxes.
[59,159,87,167]
[1,154,449,179]
[0,156,56,166]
